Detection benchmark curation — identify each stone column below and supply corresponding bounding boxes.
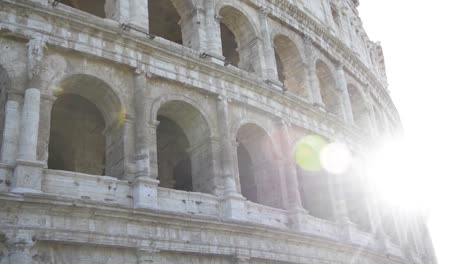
[276,120,309,231]
[0,92,22,191]
[181,6,206,51]
[132,69,158,210]
[304,36,324,107]
[335,62,354,124]
[258,7,279,82]
[7,231,35,264]
[11,36,47,193]
[203,0,224,64]
[106,0,149,32]
[37,95,56,165]
[216,96,246,221]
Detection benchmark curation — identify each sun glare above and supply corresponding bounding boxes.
[367,138,433,212]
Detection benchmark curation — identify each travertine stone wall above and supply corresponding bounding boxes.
[0,0,434,263]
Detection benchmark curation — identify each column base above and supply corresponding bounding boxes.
[222,194,246,221]
[0,163,14,192]
[264,79,285,91]
[313,102,326,111]
[376,231,392,253]
[200,52,225,66]
[11,159,45,193]
[338,219,356,242]
[132,177,159,210]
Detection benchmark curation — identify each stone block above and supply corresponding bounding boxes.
[132,177,159,209]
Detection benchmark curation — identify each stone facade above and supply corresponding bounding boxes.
[0,0,436,263]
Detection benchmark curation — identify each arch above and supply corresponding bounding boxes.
[343,165,372,232]
[235,123,285,209]
[48,74,124,178]
[348,84,369,130]
[148,0,195,46]
[218,5,261,74]
[273,34,308,97]
[155,99,215,194]
[56,74,123,128]
[49,94,106,175]
[294,134,335,221]
[316,60,343,119]
[61,0,106,18]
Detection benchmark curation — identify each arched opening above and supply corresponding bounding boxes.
[221,23,240,66]
[237,143,257,202]
[273,35,307,97]
[381,208,400,245]
[348,84,369,130]
[157,116,192,191]
[61,0,106,18]
[296,165,335,221]
[0,66,10,154]
[316,61,343,119]
[48,75,123,178]
[49,94,106,175]
[236,123,284,209]
[156,100,214,194]
[148,0,183,45]
[343,170,372,232]
[219,6,260,74]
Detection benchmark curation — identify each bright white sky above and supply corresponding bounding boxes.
[359,0,468,263]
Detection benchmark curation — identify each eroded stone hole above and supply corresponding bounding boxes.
[157,116,193,192]
[148,0,183,45]
[61,0,106,18]
[297,166,335,221]
[49,94,106,175]
[221,23,240,66]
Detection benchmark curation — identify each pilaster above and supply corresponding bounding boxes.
[6,231,35,264]
[107,0,149,32]
[335,62,354,124]
[202,0,224,65]
[12,35,47,193]
[258,6,279,82]
[304,36,325,107]
[216,95,246,221]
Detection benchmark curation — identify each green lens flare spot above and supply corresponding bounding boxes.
[294,135,327,172]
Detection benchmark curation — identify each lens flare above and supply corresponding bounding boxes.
[52,85,64,96]
[294,135,327,172]
[320,142,352,174]
[118,106,126,127]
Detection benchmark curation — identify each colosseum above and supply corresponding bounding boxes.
[0,0,437,263]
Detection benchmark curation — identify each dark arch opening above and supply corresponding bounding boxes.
[236,123,284,209]
[221,23,240,66]
[237,142,257,203]
[49,94,106,175]
[273,35,307,97]
[155,100,215,194]
[148,0,183,45]
[61,0,105,18]
[348,84,369,130]
[343,170,372,232]
[219,6,259,74]
[296,165,335,221]
[316,61,343,119]
[157,116,192,191]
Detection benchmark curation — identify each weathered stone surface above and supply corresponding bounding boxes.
[0,0,435,263]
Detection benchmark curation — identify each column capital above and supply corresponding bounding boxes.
[304,35,314,46]
[214,15,223,24]
[26,34,48,82]
[258,6,270,18]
